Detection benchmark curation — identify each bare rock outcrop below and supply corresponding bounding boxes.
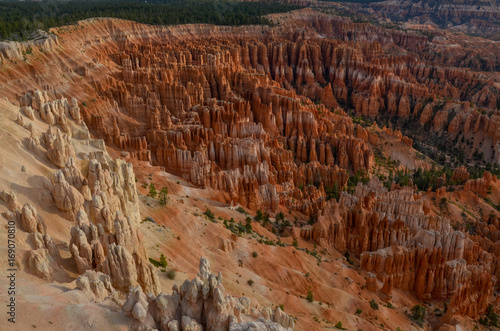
[20,203,46,234]
[51,170,85,212]
[76,270,117,303]
[123,257,294,331]
[46,127,76,168]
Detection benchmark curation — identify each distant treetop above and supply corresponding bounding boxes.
[0,0,302,41]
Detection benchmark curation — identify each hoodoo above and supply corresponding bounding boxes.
[0,1,499,330]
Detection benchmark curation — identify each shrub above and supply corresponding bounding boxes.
[247,279,254,286]
[278,304,284,311]
[334,321,345,330]
[355,309,362,314]
[410,305,426,326]
[204,208,215,221]
[149,254,167,268]
[166,269,177,280]
[255,209,263,221]
[245,218,253,233]
[159,186,169,205]
[149,257,160,267]
[275,211,285,222]
[479,304,499,327]
[370,300,379,310]
[262,212,270,226]
[252,251,258,258]
[306,290,314,302]
[148,183,157,198]
[345,251,354,265]
[159,254,167,268]
[236,206,247,214]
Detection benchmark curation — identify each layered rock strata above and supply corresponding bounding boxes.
[301,177,499,318]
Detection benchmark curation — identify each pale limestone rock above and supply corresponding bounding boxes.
[46,127,76,168]
[101,244,138,291]
[122,257,294,331]
[15,114,25,127]
[167,320,180,331]
[20,203,46,234]
[76,270,116,303]
[70,243,92,274]
[69,97,82,123]
[28,233,59,259]
[52,170,84,212]
[27,125,42,152]
[182,316,202,331]
[61,157,85,189]
[123,287,150,322]
[21,106,36,120]
[27,249,52,280]
[0,190,22,213]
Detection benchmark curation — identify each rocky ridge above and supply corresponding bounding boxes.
[0,91,294,330]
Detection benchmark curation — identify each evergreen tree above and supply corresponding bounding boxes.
[159,186,169,205]
[148,183,157,198]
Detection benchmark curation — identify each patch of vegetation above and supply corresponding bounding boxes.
[355,308,362,314]
[148,183,157,198]
[325,181,340,201]
[369,300,379,310]
[236,206,247,214]
[334,321,346,330]
[247,279,254,286]
[479,304,499,327]
[244,217,253,232]
[223,217,252,235]
[306,290,314,303]
[166,268,177,280]
[410,305,426,326]
[344,251,354,265]
[203,208,215,221]
[149,253,167,268]
[252,251,258,258]
[0,0,302,41]
[255,209,264,222]
[158,186,169,205]
[346,170,369,193]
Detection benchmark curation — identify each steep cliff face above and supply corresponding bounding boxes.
[87,34,387,213]
[72,13,499,188]
[69,14,498,213]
